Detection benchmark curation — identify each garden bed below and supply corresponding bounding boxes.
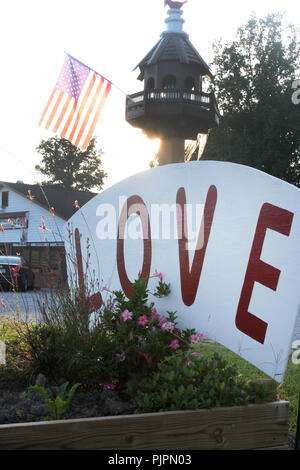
[0,380,136,425]
[0,400,290,450]
[0,278,296,450]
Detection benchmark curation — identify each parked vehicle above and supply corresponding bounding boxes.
[0,256,34,291]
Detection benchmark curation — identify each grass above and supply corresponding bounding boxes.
[195,340,300,435]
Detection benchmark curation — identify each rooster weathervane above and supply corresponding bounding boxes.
[164,0,187,9]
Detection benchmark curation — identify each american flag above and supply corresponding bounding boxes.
[39,54,112,151]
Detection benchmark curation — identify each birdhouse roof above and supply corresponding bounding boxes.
[134,32,213,81]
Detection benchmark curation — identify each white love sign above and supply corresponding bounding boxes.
[65,161,300,382]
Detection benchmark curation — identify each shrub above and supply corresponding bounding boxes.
[130,350,257,413]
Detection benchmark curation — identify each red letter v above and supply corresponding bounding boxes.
[176,186,217,306]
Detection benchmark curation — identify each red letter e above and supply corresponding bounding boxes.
[235,203,293,344]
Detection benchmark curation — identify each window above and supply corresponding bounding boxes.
[184,77,196,91]
[1,191,8,208]
[146,77,155,90]
[202,76,211,93]
[162,75,176,89]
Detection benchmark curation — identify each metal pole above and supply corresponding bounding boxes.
[64,51,136,103]
[295,394,300,450]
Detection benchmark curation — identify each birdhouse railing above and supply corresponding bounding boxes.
[126,88,220,130]
[126,88,217,111]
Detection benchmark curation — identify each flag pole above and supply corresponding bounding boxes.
[64,51,136,103]
[295,393,300,449]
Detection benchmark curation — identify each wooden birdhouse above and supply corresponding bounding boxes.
[125,3,220,164]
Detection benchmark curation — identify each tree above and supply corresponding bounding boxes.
[202,13,300,186]
[35,136,107,191]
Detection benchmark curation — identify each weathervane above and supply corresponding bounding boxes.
[164,0,187,9]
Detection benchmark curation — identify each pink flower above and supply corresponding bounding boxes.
[0,296,6,310]
[10,266,20,277]
[191,352,200,357]
[153,269,163,282]
[161,321,175,332]
[121,309,133,322]
[150,308,159,320]
[105,382,114,390]
[190,332,204,344]
[27,190,34,201]
[38,216,52,233]
[115,352,126,362]
[158,315,167,327]
[144,353,152,364]
[186,359,192,366]
[139,351,152,364]
[138,314,149,326]
[170,339,180,350]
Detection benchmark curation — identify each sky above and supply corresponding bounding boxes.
[0,0,299,191]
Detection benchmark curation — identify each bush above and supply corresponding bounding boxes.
[130,350,269,413]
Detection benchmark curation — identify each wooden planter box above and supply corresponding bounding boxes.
[0,401,289,450]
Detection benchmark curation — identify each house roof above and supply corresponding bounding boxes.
[0,182,97,220]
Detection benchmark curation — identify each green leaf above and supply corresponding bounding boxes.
[58,382,69,399]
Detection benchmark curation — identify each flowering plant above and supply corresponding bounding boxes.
[98,273,204,385]
[13,265,204,391]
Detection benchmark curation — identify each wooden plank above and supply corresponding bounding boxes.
[0,401,289,450]
[257,445,291,450]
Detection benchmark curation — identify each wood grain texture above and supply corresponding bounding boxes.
[0,401,289,450]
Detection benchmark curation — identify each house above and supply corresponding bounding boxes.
[0,181,96,288]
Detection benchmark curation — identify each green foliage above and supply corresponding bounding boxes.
[131,350,273,414]
[3,273,201,390]
[1,318,299,431]
[203,13,300,186]
[35,136,107,191]
[247,380,278,404]
[22,382,81,421]
[153,280,171,298]
[13,288,117,386]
